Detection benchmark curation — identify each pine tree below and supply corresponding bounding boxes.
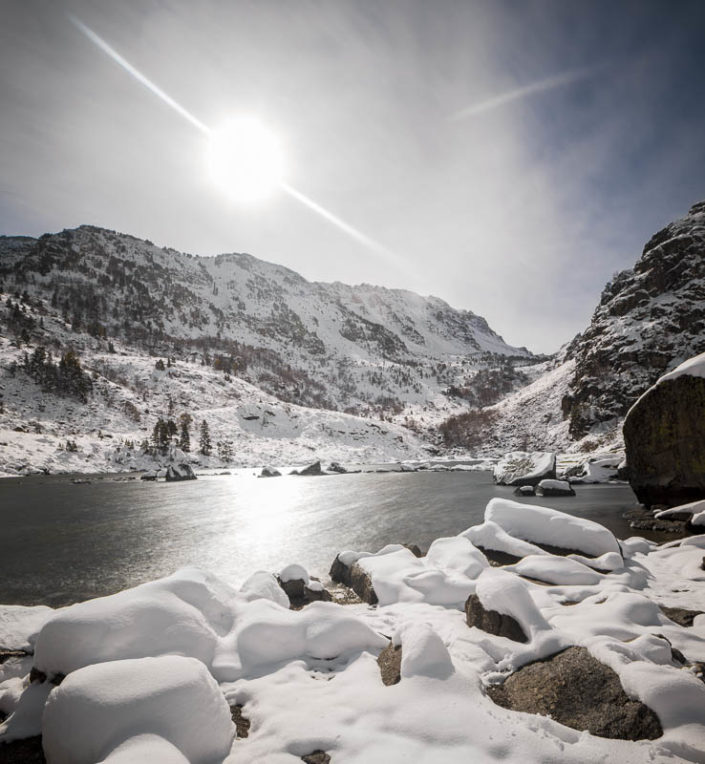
[199,419,212,456]
[178,413,192,452]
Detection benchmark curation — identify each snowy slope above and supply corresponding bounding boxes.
[0,224,538,474]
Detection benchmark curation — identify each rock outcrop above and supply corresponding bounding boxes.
[624,358,705,507]
[564,200,705,438]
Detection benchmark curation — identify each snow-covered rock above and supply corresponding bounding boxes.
[535,478,575,497]
[463,498,621,559]
[42,655,234,764]
[493,451,556,486]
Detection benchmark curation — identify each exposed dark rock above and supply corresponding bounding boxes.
[465,594,527,643]
[29,667,46,684]
[301,752,331,764]
[329,554,353,587]
[623,507,689,534]
[165,463,197,482]
[278,575,332,609]
[295,461,324,476]
[475,546,523,567]
[0,736,45,764]
[259,466,281,478]
[488,646,663,740]
[0,649,31,664]
[624,374,705,507]
[349,562,378,605]
[403,544,423,558]
[377,643,401,686]
[659,605,705,627]
[328,461,347,474]
[140,471,158,481]
[230,704,251,738]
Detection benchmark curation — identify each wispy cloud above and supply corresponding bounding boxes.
[450,66,596,121]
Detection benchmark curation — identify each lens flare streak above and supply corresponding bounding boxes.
[69,15,398,263]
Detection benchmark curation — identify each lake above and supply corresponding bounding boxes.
[1,470,646,607]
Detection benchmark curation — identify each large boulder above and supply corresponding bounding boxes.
[624,355,705,507]
[165,463,196,482]
[493,452,556,486]
[488,646,662,740]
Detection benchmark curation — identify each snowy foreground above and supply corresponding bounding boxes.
[1,499,705,763]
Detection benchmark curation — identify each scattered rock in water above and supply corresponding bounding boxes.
[659,605,705,627]
[514,485,535,497]
[377,643,402,686]
[301,751,331,764]
[0,736,45,764]
[624,371,705,507]
[165,463,197,482]
[623,507,689,534]
[487,646,663,741]
[465,594,528,643]
[328,461,347,474]
[140,471,158,481]
[296,461,324,476]
[535,479,575,497]
[0,649,31,664]
[230,704,250,738]
[259,466,281,478]
[493,452,556,487]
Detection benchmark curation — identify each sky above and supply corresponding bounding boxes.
[1,0,704,354]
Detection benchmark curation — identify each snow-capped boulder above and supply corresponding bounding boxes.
[462,498,621,560]
[165,463,196,482]
[493,452,556,486]
[41,655,234,764]
[535,479,575,497]
[259,467,281,478]
[624,352,705,507]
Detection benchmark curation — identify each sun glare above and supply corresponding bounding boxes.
[207,117,284,203]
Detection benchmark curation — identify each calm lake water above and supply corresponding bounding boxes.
[1,470,645,607]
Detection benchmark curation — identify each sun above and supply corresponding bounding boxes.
[207,117,285,204]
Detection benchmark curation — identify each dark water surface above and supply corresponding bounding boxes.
[1,471,645,607]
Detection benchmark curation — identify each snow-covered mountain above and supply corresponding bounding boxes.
[442,200,705,454]
[0,225,535,474]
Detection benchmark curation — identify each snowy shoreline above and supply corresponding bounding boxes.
[1,497,704,763]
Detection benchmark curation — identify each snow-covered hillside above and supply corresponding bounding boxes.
[0,226,538,474]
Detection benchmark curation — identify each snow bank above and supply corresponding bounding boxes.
[42,655,234,764]
[464,498,621,558]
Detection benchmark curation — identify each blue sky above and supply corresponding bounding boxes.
[1,0,704,353]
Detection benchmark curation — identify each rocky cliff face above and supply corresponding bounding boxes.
[564,201,705,438]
